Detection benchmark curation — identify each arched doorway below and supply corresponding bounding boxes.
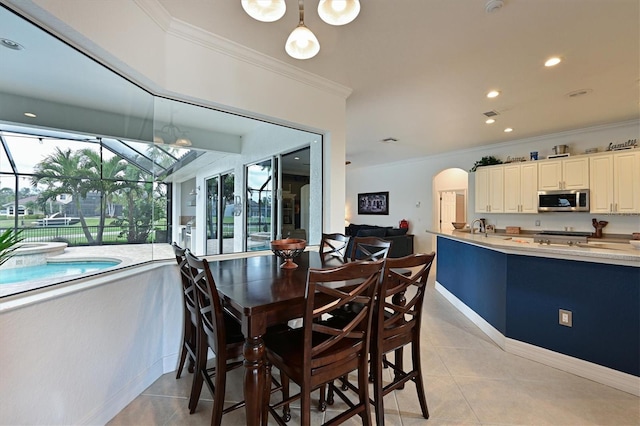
[433,168,469,232]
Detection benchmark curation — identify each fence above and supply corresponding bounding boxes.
[1,225,168,246]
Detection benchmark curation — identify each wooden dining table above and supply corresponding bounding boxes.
[206,250,346,426]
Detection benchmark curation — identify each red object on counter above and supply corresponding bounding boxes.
[399,219,409,229]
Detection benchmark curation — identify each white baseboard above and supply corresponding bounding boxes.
[435,281,505,349]
[164,352,180,374]
[435,281,640,397]
[81,359,164,425]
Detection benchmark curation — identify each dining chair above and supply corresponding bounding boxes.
[331,236,391,320]
[172,242,197,379]
[263,259,385,425]
[348,236,392,261]
[320,232,350,261]
[185,251,246,425]
[327,252,436,425]
[317,235,393,409]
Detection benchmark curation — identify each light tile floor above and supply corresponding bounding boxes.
[108,274,640,425]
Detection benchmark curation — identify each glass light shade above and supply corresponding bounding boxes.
[317,0,360,25]
[175,137,192,146]
[241,0,286,22]
[285,25,320,60]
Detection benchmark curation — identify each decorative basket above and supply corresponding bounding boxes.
[271,238,307,269]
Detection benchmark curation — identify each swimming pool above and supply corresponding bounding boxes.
[0,261,121,285]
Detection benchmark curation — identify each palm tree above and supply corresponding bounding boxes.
[109,163,150,243]
[31,147,97,243]
[80,150,127,244]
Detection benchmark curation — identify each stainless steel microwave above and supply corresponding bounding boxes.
[538,189,590,212]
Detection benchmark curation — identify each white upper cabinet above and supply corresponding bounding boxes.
[538,157,589,190]
[504,162,538,213]
[591,151,640,214]
[475,165,504,213]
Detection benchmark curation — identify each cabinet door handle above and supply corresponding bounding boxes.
[615,203,618,212]
[610,203,613,213]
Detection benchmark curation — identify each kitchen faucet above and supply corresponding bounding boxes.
[470,219,486,235]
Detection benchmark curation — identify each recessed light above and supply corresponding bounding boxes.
[294,156,300,160]
[504,127,513,133]
[24,112,36,118]
[485,118,496,124]
[545,57,562,67]
[486,90,500,98]
[0,38,24,50]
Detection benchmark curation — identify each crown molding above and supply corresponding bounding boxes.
[133,0,353,100]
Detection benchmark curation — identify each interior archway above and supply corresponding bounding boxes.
[432,168,469,232]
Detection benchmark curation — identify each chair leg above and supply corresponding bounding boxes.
[210,356,226,426]
[282,372,291,422]
[263,363,272,426]
[326,380,335,406]
[394,347,404,389]
[411,341,429,419]
[187,353,195,374]
[176,344,188,379]
[340,375,349,390]
[358,361,372,426]
[318,384,327,411]
[188,331,207,413]
[301,385,312,426]
[189,367,204,413]
[372,350,385,426]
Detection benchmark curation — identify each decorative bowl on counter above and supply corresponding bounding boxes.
[629,240,640,250]
[271,238,307,269]
[452,222,466,230]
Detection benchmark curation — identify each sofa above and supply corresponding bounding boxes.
[345,224,414,258]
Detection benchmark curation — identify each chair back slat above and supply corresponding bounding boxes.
[349,236,392,261]
[304,260,384,368]
[186,252,227,356]
[378,253,435,345]
[320,233,350,261]
[172,243,198,324]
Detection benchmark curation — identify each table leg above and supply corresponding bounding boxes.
[243,336,265,426]
[392,290,406,389]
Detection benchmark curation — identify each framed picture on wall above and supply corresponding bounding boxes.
[357,191,389,215]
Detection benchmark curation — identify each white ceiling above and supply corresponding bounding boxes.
[156,0,640,167]
[2,0,639,170]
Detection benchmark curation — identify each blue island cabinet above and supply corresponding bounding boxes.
[436,236,640,377]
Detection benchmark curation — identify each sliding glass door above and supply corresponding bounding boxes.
[278,147,311,241]
[246,159,274,251]
[206,172,238,255]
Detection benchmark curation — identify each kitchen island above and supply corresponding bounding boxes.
[428,229,639,396]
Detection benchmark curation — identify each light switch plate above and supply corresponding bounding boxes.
[559,309,572,327]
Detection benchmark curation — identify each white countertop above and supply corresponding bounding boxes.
[428,229,640,267]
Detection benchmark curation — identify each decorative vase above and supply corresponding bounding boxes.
[270,238,307,269]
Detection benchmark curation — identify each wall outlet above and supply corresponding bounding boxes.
[535,220,541,227]
[559,309,572,327]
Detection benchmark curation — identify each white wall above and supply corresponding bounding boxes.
[346,121,640,254]
[13,0,350,236]
[0,264,182,425]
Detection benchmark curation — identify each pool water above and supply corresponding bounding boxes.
[0,261,120,285]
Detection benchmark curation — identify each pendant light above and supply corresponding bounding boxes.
[285,1,320,60]
[241,0,286,22]
[317,0,360,26]
[242,0,361,60]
